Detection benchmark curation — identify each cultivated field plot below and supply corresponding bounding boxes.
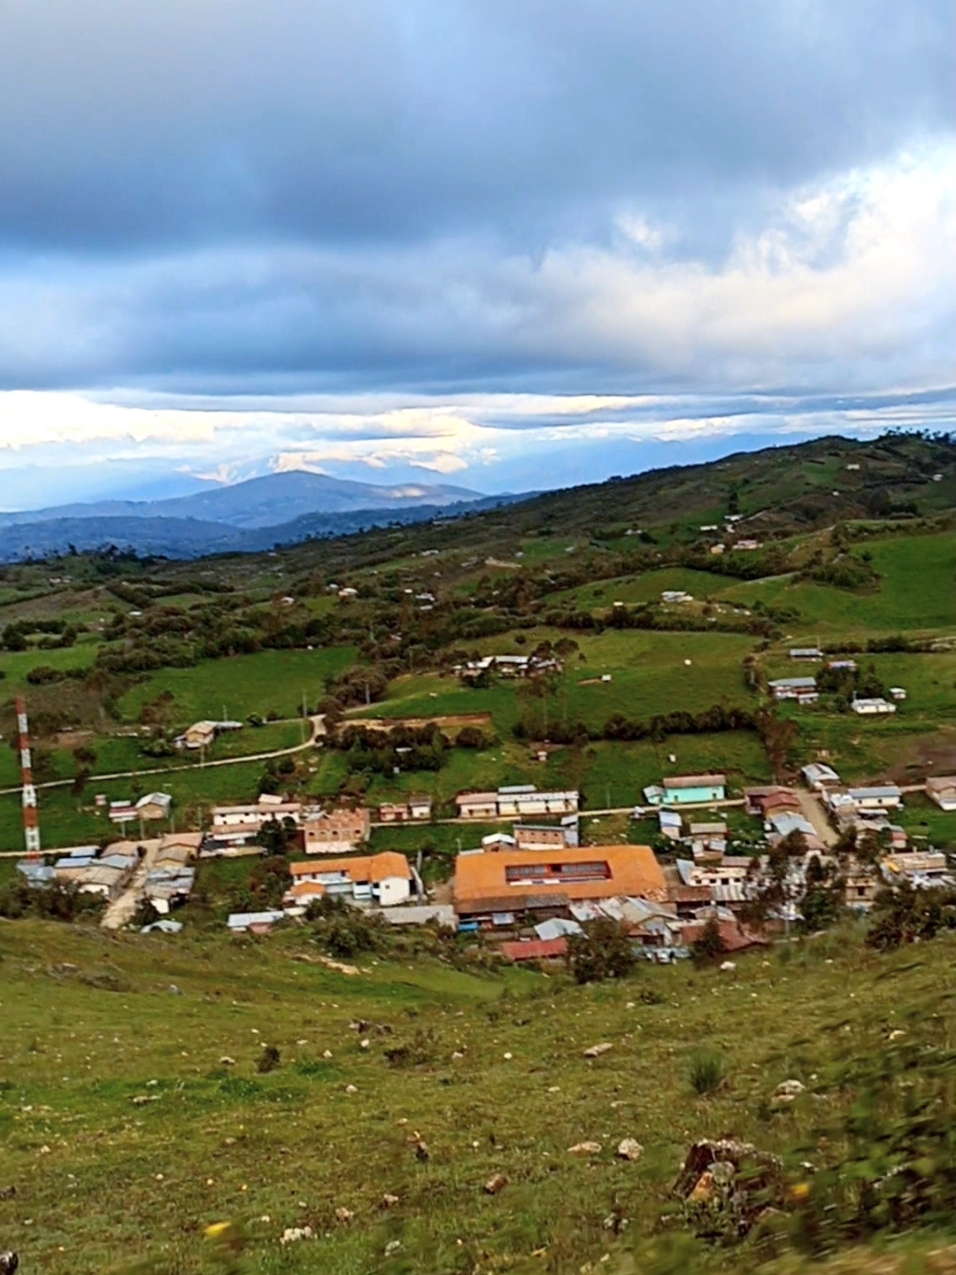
[0,920,954,1274]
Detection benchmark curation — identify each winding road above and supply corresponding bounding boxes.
[0,715,326,800]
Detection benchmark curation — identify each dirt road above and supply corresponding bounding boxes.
[0,715,326,800]
[797,789,838,847]
[100,839,162,931]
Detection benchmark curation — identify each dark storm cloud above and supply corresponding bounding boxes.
[0,0,951,251]
[0,0,952,502]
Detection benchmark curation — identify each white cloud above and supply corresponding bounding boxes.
[0,144,951,506]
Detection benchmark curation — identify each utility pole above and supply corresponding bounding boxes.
[16,696,40,858]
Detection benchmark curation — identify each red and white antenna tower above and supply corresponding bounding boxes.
[16,695,41,858]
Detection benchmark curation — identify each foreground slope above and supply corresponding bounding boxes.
[1,920,955,1273]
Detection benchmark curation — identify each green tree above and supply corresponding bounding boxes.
[568,917,635,984]
[691,916,727,965]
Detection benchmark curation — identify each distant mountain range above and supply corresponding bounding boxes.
[0,471,482,529]
[0,471,527,561]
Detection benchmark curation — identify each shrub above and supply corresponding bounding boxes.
[866,881,956,951]
[305,894,386,957]
[688,1049,726,1096]
[384,1026,441,1068]
[256,1045,281,1074]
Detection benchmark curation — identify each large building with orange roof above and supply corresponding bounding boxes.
[453,844,666,926]
[287,851,412,908]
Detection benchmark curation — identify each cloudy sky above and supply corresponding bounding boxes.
[0,0,953,508]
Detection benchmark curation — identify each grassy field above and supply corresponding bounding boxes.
[0,639,100,695]
[757,648,956,784]
[0,720,308,792]
[314,728,768,818]
[372,630,758,737]
[1,919,955,1273]
[893,792,956,850]
[0,757,280,851]
[548,532,956,641]
[723,532,956,637]
[117,647,358,725]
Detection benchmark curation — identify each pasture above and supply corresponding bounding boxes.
[117,646,358,725]
[0,918,954,1273]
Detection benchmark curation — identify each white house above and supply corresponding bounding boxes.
[926,776,956,812]
[769,677,819,704]
[847,785,903,811]
[287,852,412,909]
[801,763,841,790]
[851,697,897,716]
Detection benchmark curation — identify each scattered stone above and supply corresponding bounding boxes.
[132,1095,159,1105]
[484,1173,509,1195]
[719,961,736,972]
[568,1141,602,1155]
[414,1139,430,1162]
[0,1254,18,1275]
[385,1240,402,1256]
[0,1187,15,1201]
[689,1169,715,1201]
[360,1039,370,1050]
[503,1052,513,1061]
[219,1056,236,1066]
[344,1084,358,1095]
[616,1139,644,1161]
[673,1139,786,1236]
[451,1051,464,1060]
[380,1193,400,1209]
[888,1028,906,1041]
[583,1043,613,1058]
[279,1226,314,1244]
[602,1213,629,1234]
[37,1145,51,1155]
[168,984,181,995]
[772,1080,806,1104]
[335,1207,354,1224]
[322,1050,333,1059]
[318,956,360,976]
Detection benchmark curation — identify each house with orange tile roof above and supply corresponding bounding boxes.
[287,851,412,908]
[453,844,666,925]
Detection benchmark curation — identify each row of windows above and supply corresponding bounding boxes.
[504,861,609,884]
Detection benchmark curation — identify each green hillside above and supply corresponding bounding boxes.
[2,920,956,1273]
[0,431,953,848]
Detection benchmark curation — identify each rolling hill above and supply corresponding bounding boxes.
[0,433,952,563]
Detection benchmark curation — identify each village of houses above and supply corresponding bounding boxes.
[15,744,956,959]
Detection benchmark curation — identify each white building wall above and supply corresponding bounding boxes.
[376,876,411,906]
